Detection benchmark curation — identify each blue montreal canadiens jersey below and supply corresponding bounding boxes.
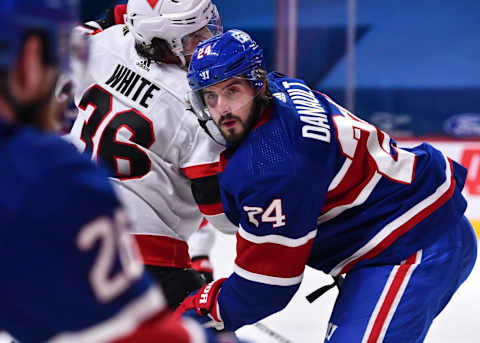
[216,73,468,330]
[0,120,163,342]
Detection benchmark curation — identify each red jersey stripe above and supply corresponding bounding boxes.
[181,162,219,179]
[332,156,455,275]
[235,229,316,278]
[134,234,191,268]
[338,159,455,275]
[363,252,421,343]
[198,202,224,215]
[112,311,195,343]
[322,125,378,213]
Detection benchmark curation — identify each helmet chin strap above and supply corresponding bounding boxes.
[167,36,190,68]
[197,97,265,149]
[177,53,187,68]
[198,118,226,147]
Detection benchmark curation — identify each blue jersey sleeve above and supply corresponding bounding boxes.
[217,138,335,330]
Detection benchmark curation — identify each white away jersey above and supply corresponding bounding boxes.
[68,24,235,268]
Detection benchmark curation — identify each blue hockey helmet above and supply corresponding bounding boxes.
[0,0,79,73]
[187,29,265,124]
[187,29,264,92]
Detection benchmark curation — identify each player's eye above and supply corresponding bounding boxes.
[224,86,239,98]
[203,92,218,107]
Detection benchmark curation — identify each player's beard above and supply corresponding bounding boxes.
[37,96,68,132]
[7,69,65,132]
[218,99,262,148]
[14,86,65,132]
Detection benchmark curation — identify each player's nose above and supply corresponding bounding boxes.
[217,95,232,115]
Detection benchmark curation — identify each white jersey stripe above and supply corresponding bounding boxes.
[47,286,166,343]
[234,264,303,286]
[318,172,382,225]
[331,152,452,275]
[238,225,317,247]
[361,251,422,343]
[327,158,352,192]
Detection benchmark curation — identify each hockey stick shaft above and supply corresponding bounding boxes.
[253,322,295,343]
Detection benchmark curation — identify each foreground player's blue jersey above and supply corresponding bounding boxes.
[215,73,468,330]
[0,119,164,342]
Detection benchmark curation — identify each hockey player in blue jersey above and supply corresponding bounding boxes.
[0,1,245,342]
[174,29,478,342]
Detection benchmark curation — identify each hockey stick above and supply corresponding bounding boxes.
[253,322,296,343]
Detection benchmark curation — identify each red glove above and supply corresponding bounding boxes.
[94,4,127,30]
[191,255,214,283]
[113,4,127,24]
[173,278,227,331]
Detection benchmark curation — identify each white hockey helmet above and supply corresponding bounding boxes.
[125,0,222,66]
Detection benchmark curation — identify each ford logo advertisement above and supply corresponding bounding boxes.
[444,114,480,137]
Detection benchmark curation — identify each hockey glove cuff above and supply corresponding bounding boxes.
[174,278,226,331]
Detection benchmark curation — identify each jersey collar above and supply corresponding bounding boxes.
[252,104,273,131]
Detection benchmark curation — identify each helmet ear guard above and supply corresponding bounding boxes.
[245,68,264,91]
[187,90,210,122]
[198,118,227,146]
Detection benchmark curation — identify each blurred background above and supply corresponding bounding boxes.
[81,0,480,139]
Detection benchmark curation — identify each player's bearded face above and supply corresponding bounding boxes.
[9,63,66,132]
[203,78,258,146]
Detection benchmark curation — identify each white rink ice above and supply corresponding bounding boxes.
[0,231,477,343]
[210,231,480,343]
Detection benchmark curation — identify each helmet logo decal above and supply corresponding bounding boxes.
[197,45,213,59]
[146,0,160,9]
[199,70,210,80]
[231,30,251,44]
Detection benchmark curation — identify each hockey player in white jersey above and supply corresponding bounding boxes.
[68,0,236,309]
